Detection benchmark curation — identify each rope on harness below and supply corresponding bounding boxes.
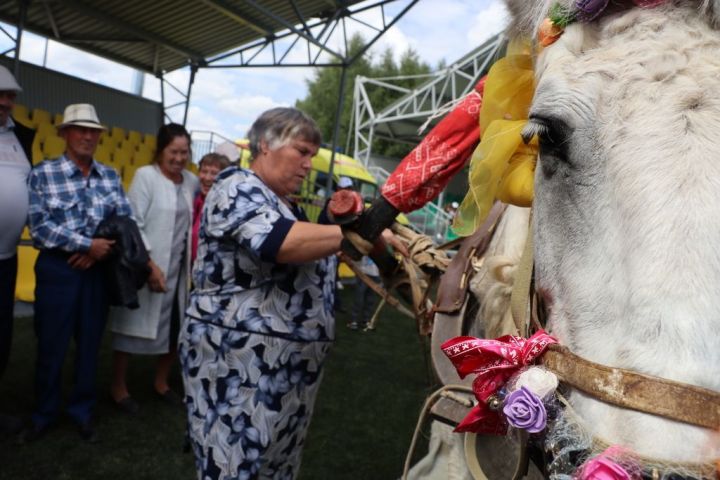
[402,384,476,480]
[343,223,453,333]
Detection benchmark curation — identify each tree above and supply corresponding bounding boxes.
[295,33,431,160]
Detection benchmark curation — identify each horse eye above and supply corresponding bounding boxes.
[525,116,572,177]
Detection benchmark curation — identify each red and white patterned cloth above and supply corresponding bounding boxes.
[380,78,485,213]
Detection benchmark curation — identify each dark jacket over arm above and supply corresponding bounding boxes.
[95,215,151,309]
[11,117,36,166]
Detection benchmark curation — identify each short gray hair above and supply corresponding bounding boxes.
[247,107,321,159]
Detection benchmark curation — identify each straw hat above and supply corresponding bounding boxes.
[57,104,106,130]
[0,66,21,92]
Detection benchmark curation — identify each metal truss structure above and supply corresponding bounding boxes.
[1,0,420,192]
[352,33,506,167]
[203,0,420,69]
[0,1,25,77]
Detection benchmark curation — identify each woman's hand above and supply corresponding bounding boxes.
[147,260,167,293]
[380,228,409,258]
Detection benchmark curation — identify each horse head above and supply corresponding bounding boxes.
[504,0,720,466]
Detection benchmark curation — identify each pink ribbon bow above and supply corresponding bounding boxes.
[441,330,558,434]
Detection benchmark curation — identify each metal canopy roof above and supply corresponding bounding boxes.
[0,0,416,74]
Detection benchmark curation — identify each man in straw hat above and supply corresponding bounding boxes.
[22,104,133,443]
[0,65,35,436]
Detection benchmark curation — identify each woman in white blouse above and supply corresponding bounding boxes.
[109,123,198,413]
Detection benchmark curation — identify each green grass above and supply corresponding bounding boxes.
[0,289,433,480]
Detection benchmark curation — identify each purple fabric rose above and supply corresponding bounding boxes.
[502,386,547,433]
[575,0,610,22]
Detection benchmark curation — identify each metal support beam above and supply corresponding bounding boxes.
[41,0,60,39]
[200,0,273,36]
[325,64,348,196]
[61,0,206,63]
[242,0,344,60]
[13,0,28,78]
[159,71,168,124]
[158,64,198,126]
[347,0,419,65]
[204,0,416,69]
[183,64,198,126]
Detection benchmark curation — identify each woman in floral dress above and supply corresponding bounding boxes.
[180,107,403,480]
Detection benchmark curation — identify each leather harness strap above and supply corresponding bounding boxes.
[510,211,534,336]
[543,344,720,430]
[434,202,507,314]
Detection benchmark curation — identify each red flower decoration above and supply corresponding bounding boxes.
[441,330,558,434]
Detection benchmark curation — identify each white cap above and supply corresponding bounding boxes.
[337,176,353,189]
[0,66,21,92]
[215,141,240,162]
[57,104,106,130]
[451,201,459,209]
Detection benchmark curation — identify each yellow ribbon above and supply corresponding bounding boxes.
[453,47,537,236]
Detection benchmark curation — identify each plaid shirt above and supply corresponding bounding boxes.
[28,155,132,252]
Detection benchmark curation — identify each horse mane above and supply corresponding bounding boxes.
[504,0,720,40]
[468,206,530,339]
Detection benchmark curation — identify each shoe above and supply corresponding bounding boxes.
[113,395,139,415]
[0,413,23,435]
[348,321,358,330]
[16,424,48,444]
[156,389,183,407]
[78,422,99,444]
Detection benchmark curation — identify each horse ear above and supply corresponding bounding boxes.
[707,0,720,27]
[502,0,538,37]
[502,0,567,38]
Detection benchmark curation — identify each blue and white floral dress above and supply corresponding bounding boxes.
[179,167,336,480]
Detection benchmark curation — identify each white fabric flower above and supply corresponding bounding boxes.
[514,367,559,399]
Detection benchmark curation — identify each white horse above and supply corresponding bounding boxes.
[516,0,720,466]
[414,1,720,478]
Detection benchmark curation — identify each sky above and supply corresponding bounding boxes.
[1,0,507,144]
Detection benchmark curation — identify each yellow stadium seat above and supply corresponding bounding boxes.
[32,137,43,165]
[99,131,114,148]
[119,138,138,155]
[122,164,140,191]
[16,242,39,302]
[111,126,126,142]
[31,108,51,127]
[143,134,157,150]
[113,148,132,168]
[127,130,142,146]
[35,122,57,142]
[95,147,112,166]
[132,148,153,166]
[53,113,64,125]
[43,135,66,159]
[136,142,153,156]
[13,103,31,126]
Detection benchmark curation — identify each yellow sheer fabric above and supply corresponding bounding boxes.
[453,48,537,236]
